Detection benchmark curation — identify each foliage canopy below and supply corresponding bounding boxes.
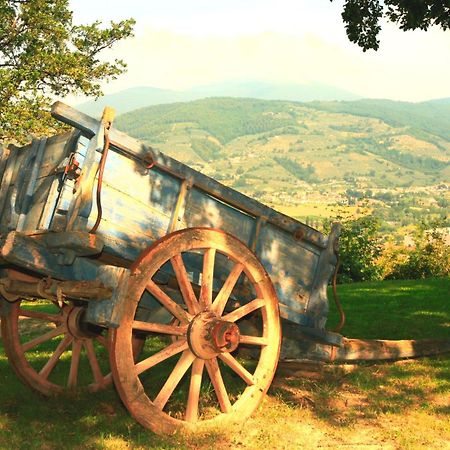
[335,0,450,51]
[0,0,134,143]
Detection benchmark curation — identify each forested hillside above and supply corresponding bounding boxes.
[115,97,449,231]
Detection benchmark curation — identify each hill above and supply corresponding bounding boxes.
[77,81,361,116]
[186,80,361,102]
[115,97,450,230]
[309,98,450,143]
[76,86,193,117]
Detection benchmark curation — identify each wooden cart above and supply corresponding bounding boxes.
[0,103,341,434]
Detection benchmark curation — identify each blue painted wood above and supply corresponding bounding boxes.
[0,133,79,235]
[1,231,101,281]
[85,265,130,328]
[256,223,320,318]
[51,102,329,249]
[0,104,341,334]
[183,187,255,248]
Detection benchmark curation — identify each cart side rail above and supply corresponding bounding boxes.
[51,102,328,250]
[49,102,341,330]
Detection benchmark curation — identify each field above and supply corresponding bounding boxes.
[0,278,449,449]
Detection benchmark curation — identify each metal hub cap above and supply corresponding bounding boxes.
[187,311,241,359]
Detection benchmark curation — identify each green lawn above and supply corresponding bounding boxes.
[0,278,448,449]
[327,278,450,340]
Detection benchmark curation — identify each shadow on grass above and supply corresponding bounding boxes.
[0,345,228,450]
[271,355,450,428]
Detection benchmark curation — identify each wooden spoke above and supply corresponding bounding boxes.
[171,254,199,314]
[185,358,205,423]
[205,357,232,413]
[109,228,281,434]
[95,335,108,348]
[199,248,216,309]
[132,320,187,336]
[146,280,191,324]
[2,300,113,395]
[39,335,73,380]
[22,325,66,352]
[153,350,196,410]
[239,335,268,346]
[218,352,255,386]
[212,262,244,316]
[68,339,82,388]
[18,309,63,323]
[135,340,188,375]
[84,339,104,384]
[103,373,113,385]
[222,298,266,323]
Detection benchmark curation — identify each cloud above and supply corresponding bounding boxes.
[92,26,450,102]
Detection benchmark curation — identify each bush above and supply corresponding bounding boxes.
[384,222,450,279]
[325,216,383,283]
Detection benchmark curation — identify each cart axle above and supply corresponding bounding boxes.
[0,277,113,303]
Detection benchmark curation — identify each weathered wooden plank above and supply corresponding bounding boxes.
[51,102,328,249]
[279,304,311,326]
[0,278,112,302]
[183,188,256,248]
[37,177,62,230]
[256,223,319,322]
[16,138,47,231]
[0,145,11,187]
[333,338,450,361]
[1,231,101,281]
[101,156,181,217]
[280,338,450,363]
[51,101,150,161]
[152,151,328,248]
[20,175,61,233]
[0,145,14,227]
[250,216,266,253]
[0,134,76,234]
[42,231,104,256]
[86,265,130,327]
[34,132,79,179]
[65,116,105,231]
[303,222,340,329]
[168,179,190,233]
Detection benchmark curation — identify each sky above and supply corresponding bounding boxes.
[69,0,450,102]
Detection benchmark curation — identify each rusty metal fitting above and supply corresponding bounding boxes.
[0,279,20,302]
[210,320,240,353]
[143,153,155,170]
[293,227,305,241]
[63,154,81,181]
[188,312,241,359]
[36,277,53,299]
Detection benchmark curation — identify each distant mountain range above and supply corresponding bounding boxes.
[76,81,362,116]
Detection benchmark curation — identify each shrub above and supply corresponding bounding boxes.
[385,222,450,279]
[325,216,383,283]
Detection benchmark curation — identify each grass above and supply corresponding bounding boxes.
[327,278,450,340]
[0,278,449,449]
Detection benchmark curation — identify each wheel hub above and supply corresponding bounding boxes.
[187,311,240,359]
[66,306,100,340]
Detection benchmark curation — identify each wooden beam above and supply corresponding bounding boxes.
[167,179,190,233]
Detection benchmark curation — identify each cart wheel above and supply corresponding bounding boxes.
[110,227,281,434]
[1,299,112,395]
